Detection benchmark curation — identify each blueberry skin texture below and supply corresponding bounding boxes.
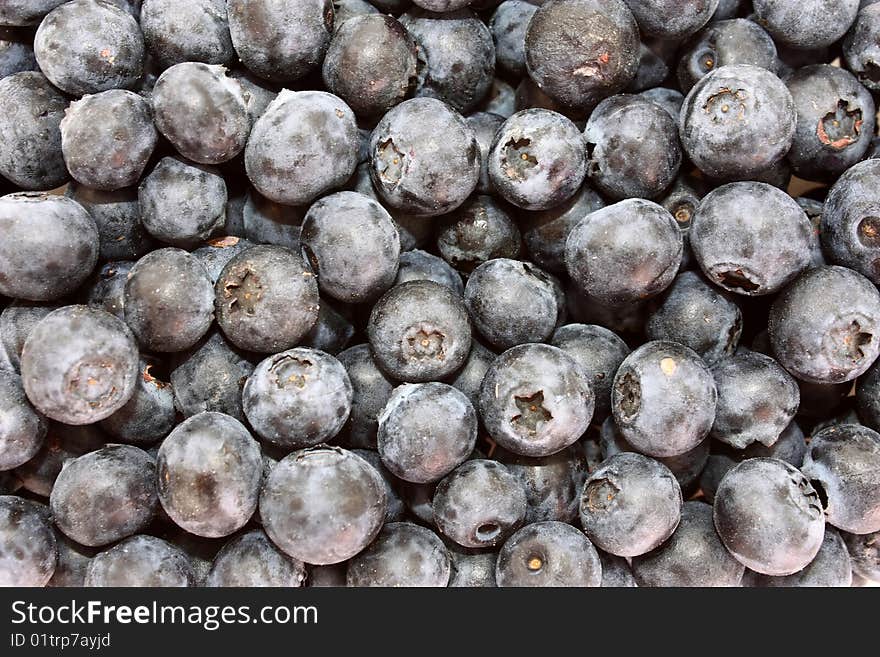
[60,90,157,192]
[86,262,134,321]
[226,0,333,83]
[710,351,800,449]
[679,65,796,180]
[206,529,306,587]
[744,527,852,587]
[68,185,154,261]
[337,344,395,449]
[437,195,522,275]
[50,445,157,547]
[400,8,495,115]
[140,0,234,68]
[0,496,56,586]
[844,5,880,93]
[519,184,605,274]
[152,63,251,165]
[551,324,629,420]
[690,182,813,296]
[768,266,880,384]
[622,0,718,40]
[753,0,859,49]
[843,529,880,582]
[565,199,683,306]
[433,459,527,549]
[48,532,97,587]
[677,19,778,93]
[646,271,742,367]
[350,448,406,523]
[14,423,106,498]
[499,444,587,524]
[449,549,497,587]
[465,259,559,350]
[241,189,304,251]
[157,412,263,538]
[413,0,474,9]
[243,348,353,449]
[322,15,418,117]
[524,0,640,110]
[479,343,594,458]
[0,301,55,373]
[612,341,717,458]
[191,237,255,285]
[857,360,880,432]
[584,94,682,201]
[580,452,683,558]
[124,248,215,353]
[21,306,139,425]
[801,423,880,534]
[631,500,743,587]
[246,90,359,206]
[139,156,228,247]
[445,340,495,408]
[300,298,353,355]
[170,331,254,423]
[85,535,195,587]
[34,0,145,96]
[0,72,68,190]
[0,1,66,26]
[489,1,537,78]
[100,359,175,446]
[378,382,477,484]
[488,109,586,211]
[715,458,826,576]
[0,370,46,470]
[215,245,320,354]
[467,112,506,195]
[368,280,472,383]
[821,159,880,285]
[347,522,451,587]
[301,191,400,304]
[0,26,37,77]
[369,98,480,217]
[495,520,601,587]
[599,550,637,587]
[639,87,684,122]
[395,250,465,296]
[0,194,99,302]
[260,446,387,565]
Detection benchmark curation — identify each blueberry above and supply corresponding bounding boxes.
[437,196,522,275]
[0,301,59,373]
[754,0,859,49]
[801,423,880,534]
[232,69,276,124]
[565,199,682,306]
[584,94,682,201]
[350,448,407,522]
[306,564,347,587]
[631,500,744,587]
[369,98,480,217]
[0,370,46,470]
[495,520,601,587]
[842,529,880,583]
[499,444,587,524]
[48,532,96,587]
[226,0,333,83]
[466,112,505,195]
[743,527,852,587]
[139,156,228,247]
[413,0,475,9]
[0,1,66,26]
[215,245,320,354]
[331,0,379,26]
[488,109,586,211]
[243,348,353,449]
[140,0,234,68]
[524,0,640,110]
[579,452,682,557]
[843,4,880,93]
[768,265,880,384]
[260,446,387,565]
[241,189,304,251]
[50,445,157,546]
[124,248,215,353]
[100,358,175,446]
[14,423,106,497]
[322,15,418,117]
[679,65,796,179]
[347,522,451,587]
[639,87,685,121]
[448,548,497,587]
[481,77,516,118]
[395,250,465,295]
[445,340,496,408]
[85,535,195,587]
[677,19,778,93]
[21,306,139,425]
[0,495,56,586]
[206,529,306,587]
[489,1,537,78]
[0,26,36,78]
[622,0,718,40]
[301,191,400,303]
[598,550,637,587]
[400,8,495,114]
[336,344,396,449]
[303,301,359,356]
[821,160,880,285]
[433,459,527,549]
[519,184,605,274]
[690,182,813,296]
[68,185,155,261]
[246,91,359,206]
[368,280,472,382]
[714,457,825,575]
[857,359,880,432]
[378,382,477,483]
[34,0,145,96]
[152,63,251,165]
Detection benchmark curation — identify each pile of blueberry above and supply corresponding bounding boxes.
[1,0,880,588]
